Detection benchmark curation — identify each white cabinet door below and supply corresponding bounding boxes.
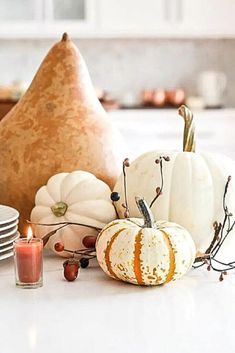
[0,0,43,22]
[42,0,96,36]
[98,0,173,35]
[0,0,96,38]
[177,0,235,37]
[0,0,44,38]
[48,0,86,21]
[99,0,235,38]
[44,0,95,24]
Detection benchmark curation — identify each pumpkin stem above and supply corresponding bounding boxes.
[135,197,155,228]
[51,202,68,217]
[178,105,196,152]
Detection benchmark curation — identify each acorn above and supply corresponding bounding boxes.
[63,258,80,281]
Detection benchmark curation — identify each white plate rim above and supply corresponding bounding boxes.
[0,226,18,239]
[0,250,13,261]
[0,244,13,253]
[0,219,19,232]
[0,232,20,247]
[0,205,19,225]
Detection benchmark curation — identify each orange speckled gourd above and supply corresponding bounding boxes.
[0,33,124,233]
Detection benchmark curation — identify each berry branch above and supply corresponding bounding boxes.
[193,176,235,281]
[27,220,102,246]
[110,158,130,218]
[122,158,130,218]
[55,242,96,281]
[150,156,170,208]
[28,220,102,231]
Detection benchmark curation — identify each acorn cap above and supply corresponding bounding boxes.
[63,258,80,268]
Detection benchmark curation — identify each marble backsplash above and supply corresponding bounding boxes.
[0,38,235,106]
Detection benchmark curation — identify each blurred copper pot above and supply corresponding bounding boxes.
[141,90,153,105]
[141,88,185,107]
[152,89,166,107]
[166,89,186,106]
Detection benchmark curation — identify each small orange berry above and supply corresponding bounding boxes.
[54,242,64,252]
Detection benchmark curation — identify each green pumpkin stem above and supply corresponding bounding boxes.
[135,197,155,228]
[51,201,68,217]
[178,105,196,152]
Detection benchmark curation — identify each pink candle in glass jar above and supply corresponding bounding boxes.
[14,227,43,288]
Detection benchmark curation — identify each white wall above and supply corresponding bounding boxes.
[0,38,235,105]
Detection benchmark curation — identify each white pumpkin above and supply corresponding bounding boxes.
[31,170,117,256]
[114,106,235,261]
[96,197,196,286]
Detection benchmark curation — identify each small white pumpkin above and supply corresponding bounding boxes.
[96,197,196,286]
[114,106,235,261]
[31,170,117,256]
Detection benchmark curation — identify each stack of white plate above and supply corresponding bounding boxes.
[0,205,19,261]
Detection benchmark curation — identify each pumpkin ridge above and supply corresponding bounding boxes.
[134,230,144,285]
[63,176,100,202]
[63,212,104,230]
[104,228,126,280]
[60,171,94,201]
[46,173,68,203]
[161,230,175,283]
[96,221,121,242]
[198,152,219,250]
[97,219,136,241]
[68,199,112,208]
[68,200,116,221]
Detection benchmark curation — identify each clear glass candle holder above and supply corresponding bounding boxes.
[14,238,43,289]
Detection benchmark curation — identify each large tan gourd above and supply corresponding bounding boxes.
[0,33,124,233]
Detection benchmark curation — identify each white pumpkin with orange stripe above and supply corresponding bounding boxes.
[96,197,196,286]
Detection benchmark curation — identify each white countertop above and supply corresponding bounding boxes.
[110,107,235,118]
[109,108,235,160]
[1,252,235,353]
[1,108,235,353]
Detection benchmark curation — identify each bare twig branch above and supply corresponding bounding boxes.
[150,156,170,208]
[194,176,235,280]
[28,220,102,231]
